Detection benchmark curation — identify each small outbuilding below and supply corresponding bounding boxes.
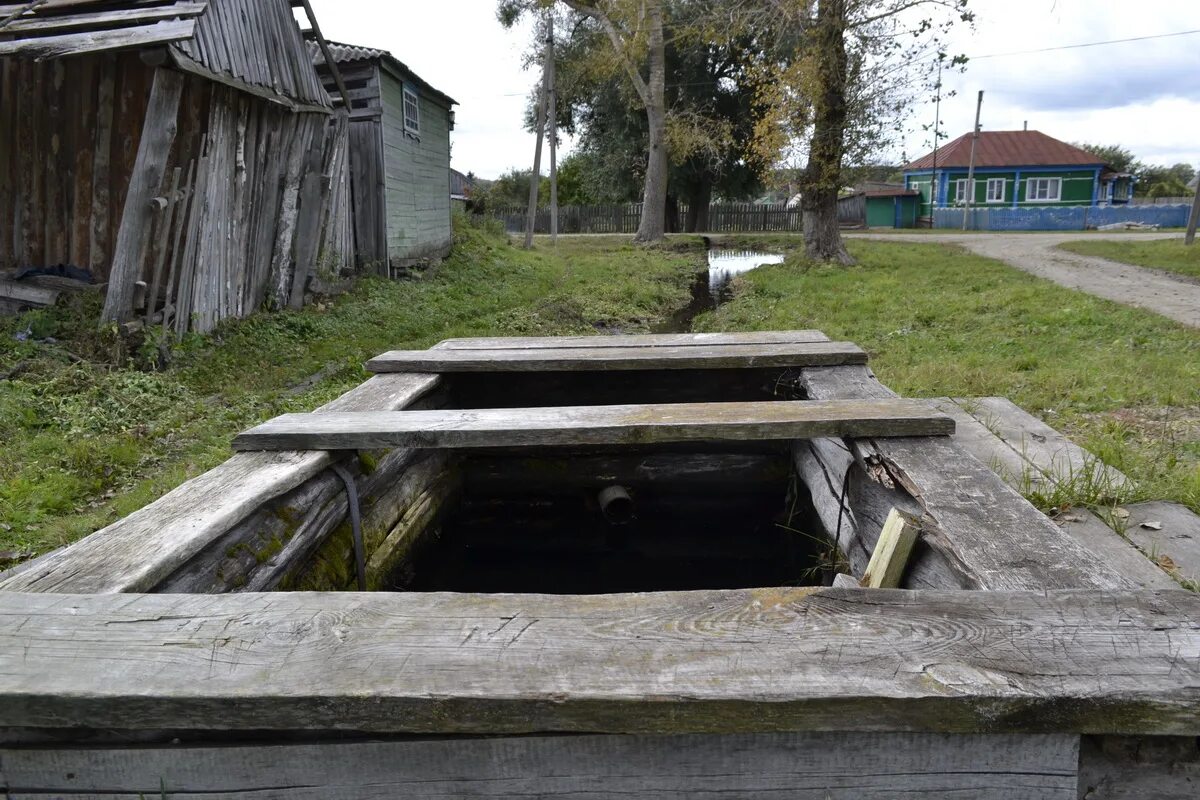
[310,40,457,274]
[864,188,919,229]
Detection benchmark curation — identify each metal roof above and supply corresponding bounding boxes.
[904,131,1108,171]
[307,38,457,107]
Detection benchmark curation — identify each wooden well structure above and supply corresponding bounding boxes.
[0,331,1197,797]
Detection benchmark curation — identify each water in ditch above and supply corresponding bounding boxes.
[655,245,785,333]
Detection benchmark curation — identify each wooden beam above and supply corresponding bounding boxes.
[0,18,195,58]
[0,278,58,307]
[0,732,1080,797]
[366,341,868,373]
[0,2,207,35]
[436,330,833,350]
[862,508,919,588]
[296,0,351,110]
[167,46,333,115]
[99,67,183,325]
[233,399,955,452]
[0,588,1196,735]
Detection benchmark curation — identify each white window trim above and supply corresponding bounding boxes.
[402,86,421,135]
[985,178,1006,203]
[953,178,971,204]
[1026,177,1061,202]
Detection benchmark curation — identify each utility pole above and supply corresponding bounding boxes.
[961,90,983,231]
[523,20,551,249]
[547,15,558,245]
[1186,174,1200,246]
[930,59,942,219]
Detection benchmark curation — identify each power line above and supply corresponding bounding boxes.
[970,28,1200,60]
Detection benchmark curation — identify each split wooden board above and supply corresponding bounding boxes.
[1,588,1196,736]
[367,341,866,373]
[234,399,954,452]
[435,330,832,350]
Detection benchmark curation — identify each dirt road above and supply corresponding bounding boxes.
[847,231,1199,328]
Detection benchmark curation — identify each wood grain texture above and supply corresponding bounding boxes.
[0,19,196,58]
[1055,512,1178,590]
[798,366,1129,591]
[437,330,833,350]
[367,341,868,373]
[1123,502,1200,585]
[0,732,1079,799]
[0,374,439,594]
[0,588,1196,735]
[233,399,955,451]
[1078,735,1200,799]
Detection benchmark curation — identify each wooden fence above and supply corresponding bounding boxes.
[491,203,824,235]
[1129,197,1193,206]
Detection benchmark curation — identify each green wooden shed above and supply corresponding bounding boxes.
[864,188,919,229]
[310,40,457,274]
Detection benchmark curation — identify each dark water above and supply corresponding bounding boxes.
[655,248,784,333]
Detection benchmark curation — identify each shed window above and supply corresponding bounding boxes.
[403,87,420,135]
[986,178,1006,203]
[1027,177,1061,201]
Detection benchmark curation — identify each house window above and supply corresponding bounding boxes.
[986,178,1006,203]
[953,179,972,204]
[403,87,420,135]
[1113,181,1130,201]
[1026,177,1061,202]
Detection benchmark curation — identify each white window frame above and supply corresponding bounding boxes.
[1026,177,1061,202]
[985,178,1006,203]
[402,86,421,135]
[953,178,972,204]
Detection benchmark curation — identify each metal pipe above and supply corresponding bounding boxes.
[598,485,634,525]
[330,463,367,591]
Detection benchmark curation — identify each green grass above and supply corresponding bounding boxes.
[1057,237,1200,280]
[696,236,1200,514]
[0,218,703,557]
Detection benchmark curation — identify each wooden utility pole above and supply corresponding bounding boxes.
[1186,175,1200,246]
[961,90,983,231]
[523,22,551,249]
[547,15,558,245]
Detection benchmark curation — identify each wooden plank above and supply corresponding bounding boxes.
[797,366,1129,591]
[1078,735,1200,799]
[0,279,58,306]
[438,330,833,350]
[1123,501,1200,585]
[931,397,1048,493]
[233,399,955,452]
[0,19,196,58]
[862,508,919,588]
[1054,511,1179,589]
[99,66,182,324]
[0,373,439,593]
[0,732,1080,798]
[367,342,868,373]
[0,588,1197,735]
[0,2,207,34]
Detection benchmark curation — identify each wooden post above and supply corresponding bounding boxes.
[100,67,183,325]
[861,508,920,589]
[1186,175,1200,246]
[288,144,328,310]
[960,90,983,232]
[144,167,181,323]
[523,20,550,250]
[547,15,558,245]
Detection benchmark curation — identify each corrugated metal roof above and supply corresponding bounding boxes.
[308,38,457,107]
[904,131,1107,171]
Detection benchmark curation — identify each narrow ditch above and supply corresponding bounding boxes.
[654,238,784,333]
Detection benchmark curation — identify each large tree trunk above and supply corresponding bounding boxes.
[684,180,712,233]
[635,2,668,243]
[799,0,852,265]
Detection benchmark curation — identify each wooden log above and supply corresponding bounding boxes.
[0,588,1197,735]
[0,374,439,594]
[861,508,919,588]
[367,341,868,373]
[233,400,955,452]
[0,731,1080,798]
[100,66,182,325]
[796,365,1130,591]
[0,279,59,307]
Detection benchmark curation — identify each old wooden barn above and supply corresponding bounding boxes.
[0,0,354,332]
[1,331,1196,797]
[310,38,457,273]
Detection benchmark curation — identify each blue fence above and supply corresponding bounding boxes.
[932,204,1191,231]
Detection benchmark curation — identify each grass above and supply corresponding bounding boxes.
[0,217,702,557]
[695,235,1200,515]
[1057,237,1200,280]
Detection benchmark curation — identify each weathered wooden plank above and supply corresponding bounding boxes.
[1054,512,1178,590]
[1123,501,1200,585]
[233,399,954,452]
[367,341,868,373]
[798,366,1129,591]
[0,374,439,594]
[0,19,196,58]
[438,330,833,350]
[0,588,1197,735]
[0,279,58,306]
[0,732,1080,798]
[1,2,207,35]
[1078,735,1200,799]
[931,397,1047,493]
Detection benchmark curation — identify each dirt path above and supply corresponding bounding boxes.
[846,231,1200,328]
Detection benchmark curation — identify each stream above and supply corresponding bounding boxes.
[654,246,784,333]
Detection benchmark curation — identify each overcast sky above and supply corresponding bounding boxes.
[306,0,1200,178]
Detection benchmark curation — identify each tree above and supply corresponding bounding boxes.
[746,0,972,263]
[1072,142,1137,174]
[500,0,669,242]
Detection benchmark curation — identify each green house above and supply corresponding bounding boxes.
[312,41,457,274]
[902,130,1135,220]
